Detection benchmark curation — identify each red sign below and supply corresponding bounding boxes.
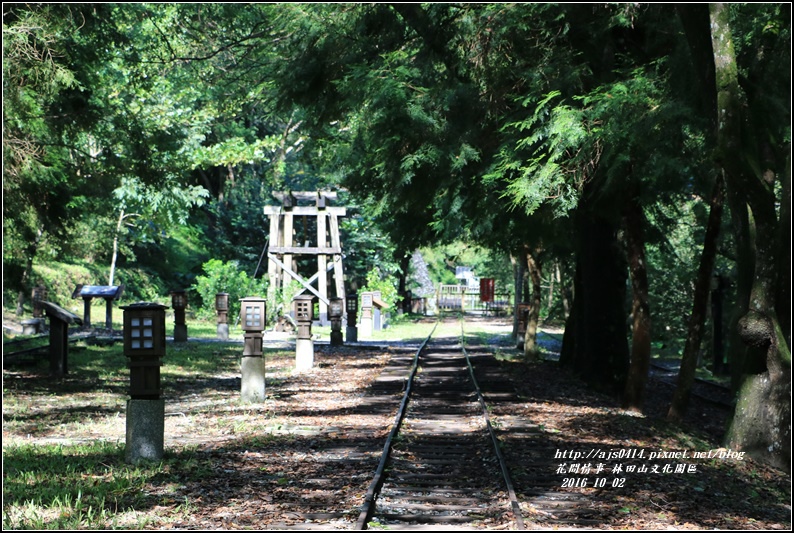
[480,278,495,302]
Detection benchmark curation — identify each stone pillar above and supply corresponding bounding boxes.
[216,293,229,340]
[239,297,267,402]
[241,334,266,402]
[360,292,373,339]
[294,294,314,371]
[125,399,165,464]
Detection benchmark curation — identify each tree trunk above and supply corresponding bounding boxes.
[559,262,582,368]
[397,252,411,313]
[667,175,725,421]
[109,209,124,287]
[511,252,525,340]
[622,192,652,412]
[709,3,790,472]
[16,227,43,316]
[524,248,542,360]
[776,154,791,348]
[711,275,728,374]
[547,260,556,315]
[560,203,630,394]
[560,261,572,320]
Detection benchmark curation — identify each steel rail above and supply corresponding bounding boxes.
[355,320,439,530]
[459,319,526,530]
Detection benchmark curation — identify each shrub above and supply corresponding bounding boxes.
[360,267,398,309]
[191,259,267,320]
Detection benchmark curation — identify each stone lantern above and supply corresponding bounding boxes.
[329,297,344,346]
[121,303,167,398]
[171,290,188,342]
[346,292,358,343]
[294,294,314,371]
[373,290,383,331]
[239,297,267,402]
[120,302,167,464]
[360,291,374,339]
[216,292,229,340]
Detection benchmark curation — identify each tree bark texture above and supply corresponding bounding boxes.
[622,193,652,412]
[109,209,124,287]
[16,232,39,316]
[708,3,790,472]
[776,155,791,348]
[559,205,629,394]
[511,252,525,340]
[523,248,542,360]
[668,175,725,421]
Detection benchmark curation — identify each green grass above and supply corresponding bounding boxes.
[2,441,152,529]
[2,441,224,530]
[2,325,299,529]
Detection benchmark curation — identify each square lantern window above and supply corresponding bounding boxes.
[361,292,373,309]
[171,290,187,310]
[240,297,267,332]
[346,293,358,314]
[215,293,229,311]
[122,303,167,356]
[294,294,314,322]
[329,298,344,319]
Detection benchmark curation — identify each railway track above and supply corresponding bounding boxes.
[356,320,524,530]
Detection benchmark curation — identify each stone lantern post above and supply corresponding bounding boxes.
[360,292,374,339]
[171,290,188,342]
[239,296,267,402]
[329,297,344,346]
[121,302,167,464]
[373,291,383,331]
[216,292,229,340]
[294,294,314,371]
[345,292,358,343]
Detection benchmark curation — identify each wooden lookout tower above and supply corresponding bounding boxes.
[264,191,346,324]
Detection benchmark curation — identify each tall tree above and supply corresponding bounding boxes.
[668,175,726,421]
[677,3,790,470]
[623,190,652,411]
[708,3,789,471]
[3,5,82,312]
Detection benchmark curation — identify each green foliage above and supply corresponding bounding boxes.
[192,136,281,170]
[25,262,99,314]
[486,91,584,216]
[273,279,304,318]
[24,260,169,313]
[113,178,209,232]
[360,267,398,310]
[203,178,271,270]
[3,5,86,297]
[341,213,398,290]
[191,259,267,320]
